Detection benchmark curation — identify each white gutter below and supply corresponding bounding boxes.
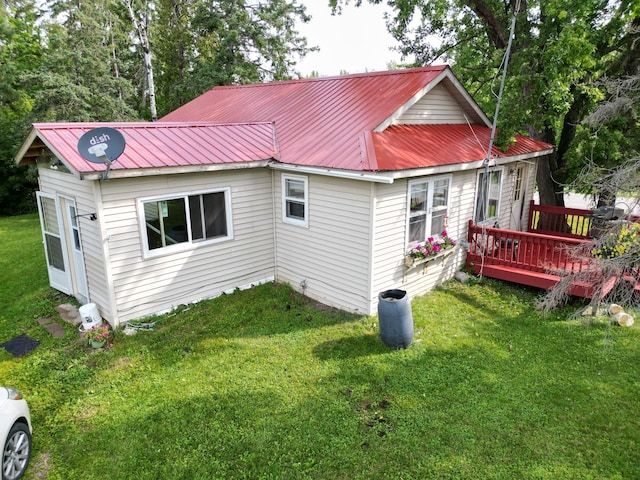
[268,163,396,184]
[380,148,553,180]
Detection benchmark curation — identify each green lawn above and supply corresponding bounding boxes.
[1,214,639,479]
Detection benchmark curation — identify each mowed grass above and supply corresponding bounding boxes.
[1,214,639,479]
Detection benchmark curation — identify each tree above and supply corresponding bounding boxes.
[124,0,158,120]
[332,0,638,207]
[0,0,42,215]
[152,0,314,115]
[0,0,316,213]
[152,0,198,115]
[538,66,639,313]
[565,17,640,208]
[30,0,137,122]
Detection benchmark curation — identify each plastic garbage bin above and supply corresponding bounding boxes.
[378,289,413,348]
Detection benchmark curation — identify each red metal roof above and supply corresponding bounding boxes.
[163,66,551,172]
[372,124,553,171]
[28,122,277,174]
[19,66,553,175]
[162,66,451,171]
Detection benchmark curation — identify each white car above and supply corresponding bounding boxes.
[1,387,32,480]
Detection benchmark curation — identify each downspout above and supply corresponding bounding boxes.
[271,169,279,283]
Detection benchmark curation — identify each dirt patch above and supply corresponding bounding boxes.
[31,451,52,479]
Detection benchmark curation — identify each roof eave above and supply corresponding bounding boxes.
[78,159,274,180]
[16,127,83,179]
[386,148,553,179]
[14,127,38,166]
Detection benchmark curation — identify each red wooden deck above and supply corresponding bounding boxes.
[465,220,623,299]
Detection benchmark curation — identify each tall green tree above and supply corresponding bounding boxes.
[566,15,639,207]
[30,0,137,122]
[152,0,198,115]
[153,0,314,115]
[333,0,637,207]
[0,0,42,215]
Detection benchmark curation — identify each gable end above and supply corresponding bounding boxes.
[374,68,491,132]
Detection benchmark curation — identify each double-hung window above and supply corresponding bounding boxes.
[407,176,451,245]
[475,169,503,224]
[282,174,308,227]
[140,189,232,256]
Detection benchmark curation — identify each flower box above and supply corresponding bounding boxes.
[405,245,457,268]
[405,231,458,269]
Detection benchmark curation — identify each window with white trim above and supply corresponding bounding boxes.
[139,189,232,255]
[475,169,503,224]
[407,176,451,245]
[282,174,308,227]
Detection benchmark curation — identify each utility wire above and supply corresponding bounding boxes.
[477,0,521,278]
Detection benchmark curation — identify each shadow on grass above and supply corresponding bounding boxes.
[312,333,390,360]
[153,282,366,340]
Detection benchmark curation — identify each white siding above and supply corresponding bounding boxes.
[274,172,373,314]
[369,170,476,313]
[99,169,275,323]
[37,168,112,319]
[397,83,469,125]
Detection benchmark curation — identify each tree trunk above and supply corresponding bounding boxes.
[125,0,158,121]
[143,49,157,121]
[535,153,564,206]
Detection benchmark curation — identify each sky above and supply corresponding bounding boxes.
[295,2,408,77]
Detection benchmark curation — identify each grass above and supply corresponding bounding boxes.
[1,213,639,479]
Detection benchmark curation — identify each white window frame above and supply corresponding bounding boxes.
[474,168,504,225]
[138,188,233,258]
[282,174,308,227]
[406,175,452,247]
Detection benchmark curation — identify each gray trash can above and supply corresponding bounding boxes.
[378,289,413,348]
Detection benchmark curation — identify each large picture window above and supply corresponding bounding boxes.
[475,169,503,224]
[140,189,232,255]
[282,174,308,227]
[407,176,451,245]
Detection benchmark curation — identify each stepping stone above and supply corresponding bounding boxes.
[56,304,81,326]
[37,317,66,338]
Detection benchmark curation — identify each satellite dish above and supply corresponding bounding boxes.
[77,127,126,179]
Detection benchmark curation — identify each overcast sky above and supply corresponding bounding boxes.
[295,2,407,77]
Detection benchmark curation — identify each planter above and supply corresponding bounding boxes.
[404,246,457,268]
[90,340,105,349]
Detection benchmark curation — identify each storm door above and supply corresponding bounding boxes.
[65,199,89,302]
[36,192,73,294]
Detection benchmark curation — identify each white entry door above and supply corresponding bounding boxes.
[509,164,527,230]
[37,192,73,294]
[65,199,89,302]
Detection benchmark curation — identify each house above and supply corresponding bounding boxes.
[16,66,553,326]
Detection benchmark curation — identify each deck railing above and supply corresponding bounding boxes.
[527,201,640,239]
[527,201,594,239]
[467,220,592,274]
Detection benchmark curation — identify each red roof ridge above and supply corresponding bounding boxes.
[207,65,449,91]
[32,121,275,129]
